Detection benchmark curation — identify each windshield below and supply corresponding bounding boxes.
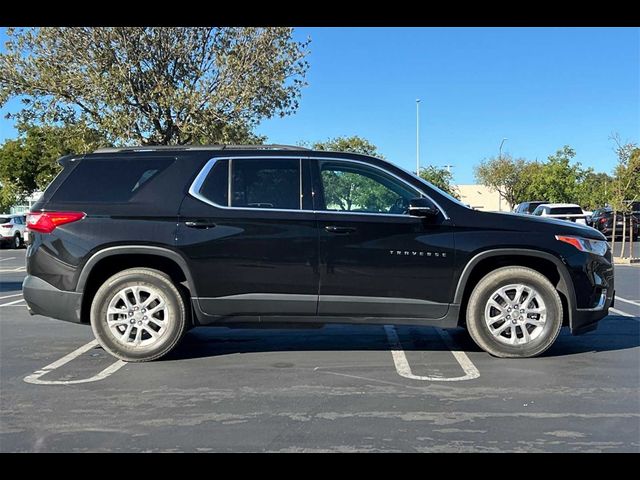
[401,168,470,209]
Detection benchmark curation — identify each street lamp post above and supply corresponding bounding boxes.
[499,137,508,159]
[416,99,421,175]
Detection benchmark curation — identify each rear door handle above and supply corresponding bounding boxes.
[185,220,217,229]
[324,225,356,234]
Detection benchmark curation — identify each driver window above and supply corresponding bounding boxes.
[319,161,419,215]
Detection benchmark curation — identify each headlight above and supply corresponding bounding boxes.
[555,235,608,256]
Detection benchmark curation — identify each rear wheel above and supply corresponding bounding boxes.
[90,268,188,362]
[466,266,563,358]
[12,233,21,249]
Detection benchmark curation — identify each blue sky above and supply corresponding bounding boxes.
[1,27,638,183]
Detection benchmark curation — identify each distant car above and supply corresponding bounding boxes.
[0,214,26,249]
[531,203,589,225]
[514,201,548,215]
[590,207,638,240]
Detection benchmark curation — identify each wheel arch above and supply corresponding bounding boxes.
[76,246,195,324]
[454,249,575,328]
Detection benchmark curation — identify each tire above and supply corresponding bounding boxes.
[12,233,21,249]
[90,268,188,362]
[466,266,563,358]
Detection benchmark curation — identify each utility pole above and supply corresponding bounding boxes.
[416,99,421,175]
[499,138,508,159]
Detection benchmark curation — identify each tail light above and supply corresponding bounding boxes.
[1,224,11,228]
[26,211,86,233]
[599,218,607,224]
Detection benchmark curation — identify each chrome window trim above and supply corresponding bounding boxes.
[188,155,449,219]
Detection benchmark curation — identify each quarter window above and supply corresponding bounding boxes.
[318,161,419,215]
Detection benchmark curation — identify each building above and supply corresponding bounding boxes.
[7,191,43,215]
[457,184,511,212]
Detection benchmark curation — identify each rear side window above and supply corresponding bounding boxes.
[231,159,300,210]
[0,217,10,224]
[51,157,174,203]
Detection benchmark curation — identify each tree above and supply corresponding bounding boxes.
[576,171,613,211]
[0,27,310,145]
[0,123,109,205]
[418,165,459,199]
[523,146,589,204]
[474,154,532,207]
[609,136,640,258]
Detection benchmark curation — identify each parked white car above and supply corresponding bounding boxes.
[0,214,26,249]
[531,203,589,225]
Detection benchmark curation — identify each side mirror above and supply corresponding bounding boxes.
[409,198,439,218]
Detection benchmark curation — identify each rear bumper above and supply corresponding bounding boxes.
[22,275,83,324]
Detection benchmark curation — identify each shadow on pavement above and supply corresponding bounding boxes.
[165,317,639,361]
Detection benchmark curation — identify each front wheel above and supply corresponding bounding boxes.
[90,268,188,362]
[466,266,563,358]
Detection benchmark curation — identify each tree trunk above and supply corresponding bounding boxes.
[611,211,617,258]
[621,213,627,258]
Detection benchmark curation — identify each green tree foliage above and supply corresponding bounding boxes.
[522,146,589,204]
[474,154,532,207]
[0,123,109,208]
[418,165,459,199]
[475,146,612,210]
[0,27,310,145]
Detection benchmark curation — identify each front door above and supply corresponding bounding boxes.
[311,158,454,319]
[177,156,319,319]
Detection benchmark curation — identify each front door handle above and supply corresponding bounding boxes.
[325,225,356,234]
[185,220,217,229]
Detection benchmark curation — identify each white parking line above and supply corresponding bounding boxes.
[615,296,640,307]
[0,267,26,273]
[0,293,23,300]
[384,325,480,382]
[0,298,25,307]
[610,307,637,319]
[23,340,127,385]
[0,257,16,262]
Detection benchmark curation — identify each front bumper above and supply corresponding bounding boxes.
[22,275,83,324]
[564,250,615,335]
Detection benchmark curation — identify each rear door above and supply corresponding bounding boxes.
[177,156,320,318]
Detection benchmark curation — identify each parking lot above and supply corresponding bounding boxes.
[1,248,638,452]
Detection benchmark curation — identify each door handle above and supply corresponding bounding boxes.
[324,225,356,234]
[185,220,217,229]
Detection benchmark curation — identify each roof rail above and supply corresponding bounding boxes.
[92,144,310,153]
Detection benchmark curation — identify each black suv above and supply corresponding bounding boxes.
[23,145,614,361]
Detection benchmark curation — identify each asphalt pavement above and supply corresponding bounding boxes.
[1,247,639,452]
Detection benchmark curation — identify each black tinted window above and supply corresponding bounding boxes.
[231,159,300,210]
[13,216,22,225]
[549,207,583,215]
[51,157,174,203]
[0,217,10,224]
[198,160,229,206]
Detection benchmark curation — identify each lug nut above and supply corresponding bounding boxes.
[141,309,146,313]
[129,311,133,316]
[137,321,142,325]
[512,319,517,324]
[506,315,511,319]
[520,309,525,313]
[142,316,147,320]
[130,319,135,324]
